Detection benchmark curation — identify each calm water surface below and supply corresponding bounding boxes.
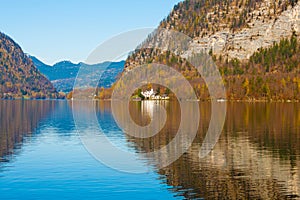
[0,100,299,199]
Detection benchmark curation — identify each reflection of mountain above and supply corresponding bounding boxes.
[30,56,124,93]
[112,102,300,199]
[0,101,55,162]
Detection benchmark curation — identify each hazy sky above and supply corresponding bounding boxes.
[0,0,181,65]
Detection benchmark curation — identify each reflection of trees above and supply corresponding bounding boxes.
[0,100,55,161]
[92,101,299,198]
[110,101,300,199]
[224,103,300,159]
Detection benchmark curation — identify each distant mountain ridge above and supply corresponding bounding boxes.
[30,56,125,93]
[0,32,59,99]
[30,56,80,81]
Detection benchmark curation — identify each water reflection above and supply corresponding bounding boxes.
[96,101,300,199]
[0,100,299,199]
[0,100,56,162]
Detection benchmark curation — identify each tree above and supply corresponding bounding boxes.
[138,89,145,100]
[156,87,161,95]
[165,88,171,95]
[262,83,271,99]
[243,78,250,96]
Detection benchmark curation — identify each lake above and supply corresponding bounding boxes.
[0,100,299,199]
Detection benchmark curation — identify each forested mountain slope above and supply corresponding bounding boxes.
[0,32,58,99]
[122,0,300,101]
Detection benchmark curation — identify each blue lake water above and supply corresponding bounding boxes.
[0,100,176,200]
[0,100,299,199]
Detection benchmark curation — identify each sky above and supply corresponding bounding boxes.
[0,0,181,65]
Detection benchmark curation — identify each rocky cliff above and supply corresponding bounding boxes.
[184,0,300,60]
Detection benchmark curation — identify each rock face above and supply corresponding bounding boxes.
[125,0,300,71]
[186,1,300,61]
[0,32,58,99]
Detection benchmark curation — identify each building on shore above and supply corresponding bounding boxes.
[141,89,170,100]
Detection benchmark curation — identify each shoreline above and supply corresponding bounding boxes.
[2,98,299,103]
[1,95,299,103]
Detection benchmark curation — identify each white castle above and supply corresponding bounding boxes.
[141,89,170,100]
[141,89,155,99]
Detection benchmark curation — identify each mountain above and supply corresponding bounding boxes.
[30,56,125,93]
[123,0,300,101]
[30,57,80,81]
[158,0,300,61]
[0,32,58,99]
